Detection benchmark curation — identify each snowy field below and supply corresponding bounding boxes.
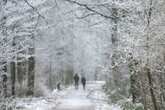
[4,81,121,110]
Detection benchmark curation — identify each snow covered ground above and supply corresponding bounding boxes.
[13,81,121,110]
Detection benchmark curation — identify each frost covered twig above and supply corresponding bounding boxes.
[64,0,115,19]
[24,0,48,23]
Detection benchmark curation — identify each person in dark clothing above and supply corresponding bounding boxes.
[81,76,86,90]
[57,82,61,91]
[74,74,79,89]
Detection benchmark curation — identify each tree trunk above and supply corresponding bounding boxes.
[27,56,35,96]
[146,68,158,110]
[10,61,16,96]
[111,7,119,87]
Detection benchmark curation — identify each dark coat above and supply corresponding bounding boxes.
[81,77,86,85]
[74,74,79,83]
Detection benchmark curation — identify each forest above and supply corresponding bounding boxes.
[0,0,165,110]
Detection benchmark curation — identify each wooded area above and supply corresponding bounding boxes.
[0,0,165,110]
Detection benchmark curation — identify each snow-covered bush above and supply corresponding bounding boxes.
[0,98,17,110]
[118,99,144,110]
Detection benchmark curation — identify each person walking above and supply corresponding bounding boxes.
[74,74,79,89]
[81,76,86,90]
[57,82,61,91]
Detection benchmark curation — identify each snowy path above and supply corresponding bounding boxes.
[55,81,105,110]
[56,88,95,110]
[15,81,121,110]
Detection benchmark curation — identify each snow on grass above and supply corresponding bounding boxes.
[14,97,58,110]
[2,81,121,110]
[87,81,121,110]
[14,89,69,110]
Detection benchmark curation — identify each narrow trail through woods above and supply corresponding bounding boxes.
[54,81,121,110]
[56,87,95,110]
[16,81,121,110]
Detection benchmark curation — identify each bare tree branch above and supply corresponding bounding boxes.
[75,12,96,19]
[64,0,115,20]
[24,0,48,23]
